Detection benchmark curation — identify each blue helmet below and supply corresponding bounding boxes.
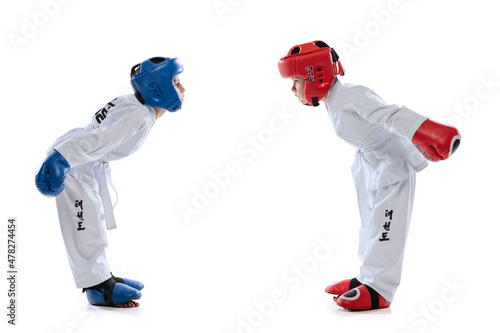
[130,57,184,112]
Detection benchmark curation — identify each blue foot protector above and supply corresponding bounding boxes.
[83,277,141,306]
[112,273,144,291]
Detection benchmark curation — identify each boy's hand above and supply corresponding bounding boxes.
[35,150,71,197]
[411,119,461,162]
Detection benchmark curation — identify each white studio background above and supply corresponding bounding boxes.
[0,0,499,332]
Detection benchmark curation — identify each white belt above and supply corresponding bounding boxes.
[94,161,118,230]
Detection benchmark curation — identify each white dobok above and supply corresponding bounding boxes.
[49,95,156,288]
[325,79,428,302]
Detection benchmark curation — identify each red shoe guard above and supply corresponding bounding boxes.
[325,278,361,296]
[337,285,391,310]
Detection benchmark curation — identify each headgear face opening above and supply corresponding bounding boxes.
[130,57,184,112]
[278,40,344,106]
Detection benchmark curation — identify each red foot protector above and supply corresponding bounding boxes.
[325,278,361,296]
[336,285,391,310]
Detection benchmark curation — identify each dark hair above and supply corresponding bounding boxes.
[130,57,166,79]
[130,64,141,79]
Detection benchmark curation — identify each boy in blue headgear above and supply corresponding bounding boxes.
[36,57,185,308]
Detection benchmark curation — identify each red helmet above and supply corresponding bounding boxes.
[278,40,344,106]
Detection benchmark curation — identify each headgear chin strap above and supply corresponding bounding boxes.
[130,57,184,112]
[278,40,344,106]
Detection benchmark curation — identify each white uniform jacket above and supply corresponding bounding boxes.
[50,94,156,229]
[325,79,429,189]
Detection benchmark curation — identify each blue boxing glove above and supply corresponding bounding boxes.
[35,150,70,197]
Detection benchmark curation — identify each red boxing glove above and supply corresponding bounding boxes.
[412,119,461,162]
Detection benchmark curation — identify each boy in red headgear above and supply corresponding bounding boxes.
[278,41,460,310]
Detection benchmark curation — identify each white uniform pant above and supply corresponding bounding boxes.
[55,162,112,288]
[352,141,416,302]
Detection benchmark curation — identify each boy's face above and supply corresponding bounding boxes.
[290,76,307,105]
[173,75,185,102]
